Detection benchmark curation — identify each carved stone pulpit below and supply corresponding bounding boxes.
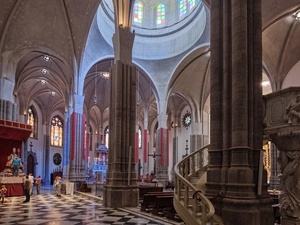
[263,87,300,224]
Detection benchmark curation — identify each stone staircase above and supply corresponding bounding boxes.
[173,145,224,225]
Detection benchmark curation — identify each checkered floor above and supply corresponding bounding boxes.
[0,186,183,225]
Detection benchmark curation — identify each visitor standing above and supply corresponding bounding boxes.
[53,176,62,197]
[0,185,7,203]
[23,176,31,202]
[28,173,34,195]
[35,175,41,195]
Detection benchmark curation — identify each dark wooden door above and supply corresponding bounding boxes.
[27,154,34,176]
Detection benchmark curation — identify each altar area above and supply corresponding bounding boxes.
[0,177,24,196]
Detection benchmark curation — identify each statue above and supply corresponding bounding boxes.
[3,148,23,176]
[286,94,300,125]
[278,150,300,217]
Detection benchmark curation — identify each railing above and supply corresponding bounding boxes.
[174,145,223,225]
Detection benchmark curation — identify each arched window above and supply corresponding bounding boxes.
[133,1,143,24]
[188,0,196,10]
[27,106,37,138]
[138,126,142,148]
[179,0,187,18]
[153,122,158,147]
[157,3,166,26]
[50,116,63,147]
[104,126,109,148]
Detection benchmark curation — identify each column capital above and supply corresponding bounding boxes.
[112,27,135,64]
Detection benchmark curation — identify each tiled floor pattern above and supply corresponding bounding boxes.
[0,186,183,225]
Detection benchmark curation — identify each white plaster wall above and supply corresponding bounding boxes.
[282,60,300,89]
[98,0,207,60]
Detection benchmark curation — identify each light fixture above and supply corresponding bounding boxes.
[294,11,300,20]
[51,91,55,96]
[101,72,110,79]
[42,55,50,61]
[41,68,48,74]
[40,79,46,85]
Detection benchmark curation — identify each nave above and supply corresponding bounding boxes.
[0,186,183,225]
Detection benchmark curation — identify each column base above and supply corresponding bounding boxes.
[104,185,139,208]
[282,217,300,225]
[222,198,260,225]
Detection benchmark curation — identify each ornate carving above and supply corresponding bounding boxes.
[286,95,300,125]
[278,150,300,217]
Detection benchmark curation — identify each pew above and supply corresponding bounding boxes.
[141,192,174,212]
[151,195,174,216]
[138,185,164,199]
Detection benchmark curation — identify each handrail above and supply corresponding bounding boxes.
[174,144,223,225]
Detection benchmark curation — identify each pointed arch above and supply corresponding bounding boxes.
[27,105,38,138]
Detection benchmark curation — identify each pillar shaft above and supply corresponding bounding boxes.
[104,59,138,208]
[209,0,273,224]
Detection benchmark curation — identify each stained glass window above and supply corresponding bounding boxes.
[188,0,196,10]
[51,116,63,147]
[157,3,166,26]
[133,1,143,24]
[179,0,187,17]
[138,126,142,148]
[104,126,109,148]
[27,106,37,138]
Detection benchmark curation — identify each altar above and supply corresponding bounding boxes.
[0,177,24,197]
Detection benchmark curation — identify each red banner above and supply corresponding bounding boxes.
[167,128,169,166]
[143,129,147,163]
[86,132,90,162]
[82,114,86,160]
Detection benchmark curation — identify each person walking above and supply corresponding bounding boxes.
[35,175,41,195]
[23,175,31,202]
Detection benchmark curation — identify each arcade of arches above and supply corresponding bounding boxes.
[1,0,300,224]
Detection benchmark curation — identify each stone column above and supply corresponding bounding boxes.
[209,0,273,224]
[155,114,169,184]
[143,109,149,177]
[103,25,138,207]
[69,94,86,182]
[43,124,50,185]
[69,112,86,182]
[63,108,72,179]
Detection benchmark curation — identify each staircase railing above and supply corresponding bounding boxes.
[173,144,223,225]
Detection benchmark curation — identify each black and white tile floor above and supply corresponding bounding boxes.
[0,186,183,225]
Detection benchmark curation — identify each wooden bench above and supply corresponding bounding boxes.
[165,181,174,190]
[138,185,164,199]
[141,192,174,212]
[151,195,174,216]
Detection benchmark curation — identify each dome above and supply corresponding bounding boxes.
[97,0,207,60]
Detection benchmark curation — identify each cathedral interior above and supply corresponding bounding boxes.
[1,0,300,224]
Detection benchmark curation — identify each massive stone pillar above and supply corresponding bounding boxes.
[69,111,86,182]
[103,0,138,208]
[155,114,169,184]
[43,124,50,185]
[63,107,72,179]
[103,23,138,207]
[208,0,273,224]
[69,94,86,183]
